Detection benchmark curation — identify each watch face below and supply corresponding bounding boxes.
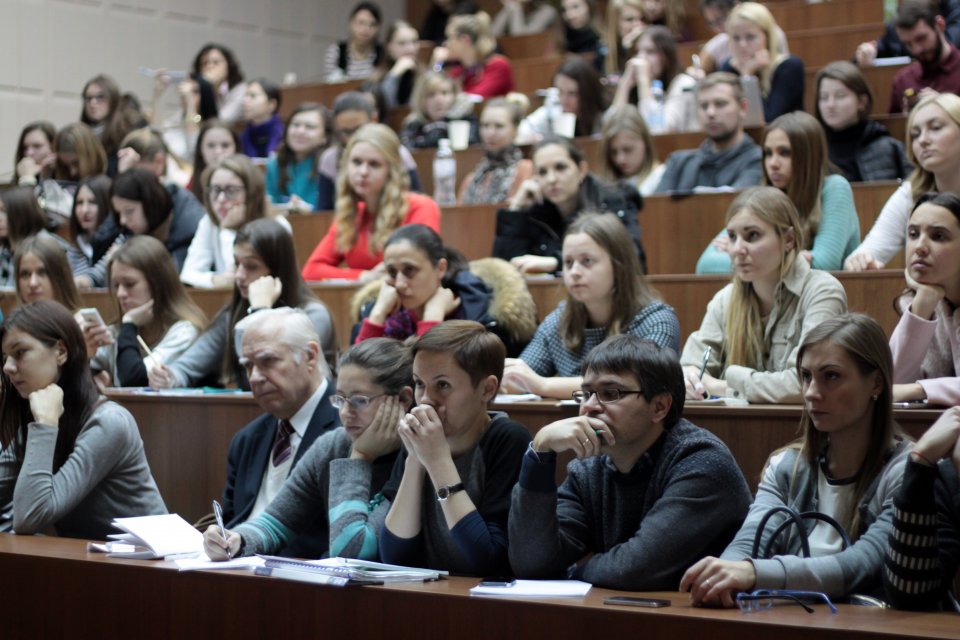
[437,487,450,499]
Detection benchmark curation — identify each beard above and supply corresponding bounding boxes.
[918,35,945,73]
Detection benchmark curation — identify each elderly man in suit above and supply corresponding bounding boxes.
[219,307,339,557]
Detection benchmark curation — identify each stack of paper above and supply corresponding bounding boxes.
[256,556,447,586]
[470,580,592,598]
[89,514,204,560]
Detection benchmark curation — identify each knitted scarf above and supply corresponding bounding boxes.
[462,146,522,205]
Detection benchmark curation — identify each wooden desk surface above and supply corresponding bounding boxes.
[1,535,956,640]
[107,389,938,521]
[8,268,904,354]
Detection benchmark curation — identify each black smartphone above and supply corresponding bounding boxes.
[479,577,516,587]
[603,596,671,608]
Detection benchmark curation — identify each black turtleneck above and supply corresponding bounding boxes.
[824,119,868,183]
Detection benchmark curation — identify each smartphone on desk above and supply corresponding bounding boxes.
[603,597,671,608]
[479,577,516,587]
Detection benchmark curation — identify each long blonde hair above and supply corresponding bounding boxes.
[726,2,787,97]
[761,112,828,250]
[906,92,960,201]
[724,187,803,369]
[333,123,410,255]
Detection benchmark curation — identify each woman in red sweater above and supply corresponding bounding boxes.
[433,12,515,100]
[301,123,441,281]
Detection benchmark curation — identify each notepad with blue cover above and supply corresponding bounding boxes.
[256,555,447,585]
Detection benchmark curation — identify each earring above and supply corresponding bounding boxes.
[871,394,878,401]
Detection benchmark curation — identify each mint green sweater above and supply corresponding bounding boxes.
[695,175,861,274]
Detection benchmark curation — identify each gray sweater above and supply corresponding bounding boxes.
[654,136,763,193]
[0,401,166,539]
[509,419,752,590]
[721,441,911,598]
[166,300,337,388]
[234,428,397,559]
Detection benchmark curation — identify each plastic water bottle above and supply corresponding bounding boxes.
[644,80,666,134]
[433,138,457,207]
[544,87,561,134]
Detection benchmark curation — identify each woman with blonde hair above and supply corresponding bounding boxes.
[720,1,803,121]
[88,235,206,387]
[503,213,679,399]
[181,153,289,289]
[697,111,859,273]
[846,92,960,271]
[301,123,441,282]
[679,187,847,404]
[683,313,910,607]
[434,12,515,99]
[599,104,664,195]
[400,71,478,149]
[458,96,534,205]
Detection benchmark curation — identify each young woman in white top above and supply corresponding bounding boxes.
[180,154,289,289]
[598,104,665,196]
[88,235,206,388]
[611,26,698,133]
[846,93,960,271]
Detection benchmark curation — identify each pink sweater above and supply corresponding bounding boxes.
[890,294,960,405]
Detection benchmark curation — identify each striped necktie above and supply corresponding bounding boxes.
[272,419,294,467]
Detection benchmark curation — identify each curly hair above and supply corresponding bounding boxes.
[333,123,410,255]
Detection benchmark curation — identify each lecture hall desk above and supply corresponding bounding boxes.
[0,535,957,640]
[0,268,906,354]
[106,390,940,524]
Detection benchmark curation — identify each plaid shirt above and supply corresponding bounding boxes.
[520,301,680,377]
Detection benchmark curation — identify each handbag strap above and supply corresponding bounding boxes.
[752,505,810,559]
[763,511,852,560]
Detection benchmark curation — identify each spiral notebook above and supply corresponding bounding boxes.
[257,555,447,585]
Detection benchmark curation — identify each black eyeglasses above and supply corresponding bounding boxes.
[571,389,643,404]
[736,590,838,614]
[329,393,385,410]
[205,185,245,201]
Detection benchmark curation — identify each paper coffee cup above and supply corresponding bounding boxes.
[448,120,471,150]
[556,112,577,138]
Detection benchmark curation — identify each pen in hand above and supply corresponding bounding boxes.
[698,347,712,399]
[212,499,231,559]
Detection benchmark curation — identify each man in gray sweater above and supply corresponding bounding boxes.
[508,335,752,590]
[654,72,763,194]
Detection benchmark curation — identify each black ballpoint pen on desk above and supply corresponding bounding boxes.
[698,347,712,399]
[212,499,232,558]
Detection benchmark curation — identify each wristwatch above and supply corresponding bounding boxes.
[436,482,465,502]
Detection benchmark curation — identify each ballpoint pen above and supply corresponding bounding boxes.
[212,499,231,558]
[698,346,712,399]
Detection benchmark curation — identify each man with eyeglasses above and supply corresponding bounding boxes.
[211,307,340,558]
[508,335,752,590]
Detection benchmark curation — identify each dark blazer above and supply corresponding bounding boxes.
[222,382,340,534]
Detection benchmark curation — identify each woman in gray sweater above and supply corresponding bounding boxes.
[0,300,166,539]
[682,313,910,606]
